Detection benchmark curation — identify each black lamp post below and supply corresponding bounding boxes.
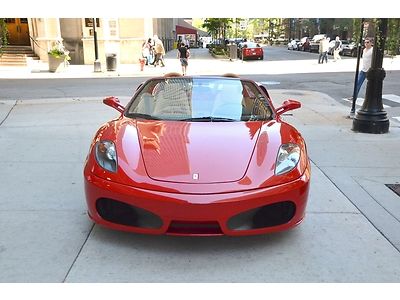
[93,18,101,72]
[352,18,390,134]
[350,18,365,117]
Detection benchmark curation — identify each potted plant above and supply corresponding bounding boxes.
[48,40,70,72]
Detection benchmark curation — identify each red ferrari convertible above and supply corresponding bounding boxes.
[84,74,311,236]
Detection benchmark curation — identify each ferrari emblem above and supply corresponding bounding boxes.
[192,173,199,180]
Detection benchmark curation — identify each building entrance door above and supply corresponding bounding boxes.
[5,18,30,45]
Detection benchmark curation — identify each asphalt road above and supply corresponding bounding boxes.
[1,46,399,108]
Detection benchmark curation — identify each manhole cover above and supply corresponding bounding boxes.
[386,184,400,197]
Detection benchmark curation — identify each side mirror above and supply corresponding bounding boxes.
[275,99,301,116]
[103,96,125,113]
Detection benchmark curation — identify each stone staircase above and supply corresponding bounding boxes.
[0,45,40,67]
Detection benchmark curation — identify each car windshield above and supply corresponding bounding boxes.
[242,42,259,48]
[126,77,273,122]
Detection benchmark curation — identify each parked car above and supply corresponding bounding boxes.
[84,74,311,236]
[276,34,286,42]
[341,41,361,57]
[297,37,310,51]
[238,42,264,60]
[287,39,299,50]
[309,34,326,53]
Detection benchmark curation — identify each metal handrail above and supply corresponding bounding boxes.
[29,35,46,54]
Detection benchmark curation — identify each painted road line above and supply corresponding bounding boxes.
[259,81,281,85]
[383,94,400,104]
[343,97,390,108]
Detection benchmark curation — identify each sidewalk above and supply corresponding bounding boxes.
[0,47,400,282]
[1,47,400,79]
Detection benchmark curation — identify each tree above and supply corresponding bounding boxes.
[387,18,400,56]
[353,18,399,56]
[202,18,233,42]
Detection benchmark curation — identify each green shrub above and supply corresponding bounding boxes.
[212,46,227,56]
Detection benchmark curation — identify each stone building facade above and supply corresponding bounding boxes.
[5,18,177,65]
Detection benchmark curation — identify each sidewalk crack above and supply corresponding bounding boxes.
[0,101,17,127]
[62,222,95,283]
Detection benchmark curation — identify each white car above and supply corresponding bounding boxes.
[287,39,299,50]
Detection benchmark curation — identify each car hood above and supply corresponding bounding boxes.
[135,120,262,184]
[88,117,307,193]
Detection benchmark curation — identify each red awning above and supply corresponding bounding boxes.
[176,25,197,35]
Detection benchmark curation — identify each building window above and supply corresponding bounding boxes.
[85,18,100,28]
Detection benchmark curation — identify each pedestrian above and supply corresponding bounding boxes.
[333,36,342,62]
[153,35,166,67]
[142,38,153,65]
[350,37,374,100]
[318,36,329,64]
[177,43,190,76]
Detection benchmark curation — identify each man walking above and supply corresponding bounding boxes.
[318,36,329,64]
[153,35,166,67]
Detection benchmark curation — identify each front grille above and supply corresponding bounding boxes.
[96,198,163,229]
[167,220,223,235]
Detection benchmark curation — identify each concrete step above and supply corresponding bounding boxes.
[0,61,27,66]
[3,49,34,54]
[1,45,40,66]
[2,45,33,51]
[1,53,39,58]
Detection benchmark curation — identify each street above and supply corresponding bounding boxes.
[1,46,400,283]
[1,46,399,122]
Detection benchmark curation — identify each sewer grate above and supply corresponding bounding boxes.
[386,184,400,197]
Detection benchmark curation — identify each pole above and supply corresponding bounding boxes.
[93,18,101,72]
[352,18,390,134]
[350,18,365,117]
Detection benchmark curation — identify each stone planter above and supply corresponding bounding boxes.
[48,54,67,72]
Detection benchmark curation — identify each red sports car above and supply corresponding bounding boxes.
[238,42,264,60]
[84,75,311,236]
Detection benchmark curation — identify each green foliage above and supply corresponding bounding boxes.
[212,45,227,56]
[0,18,8,55]
[353,18,399,56]
[352,18,362,42]
[202,18,233,41]
[48,41,71,61]
[387,19,400,56]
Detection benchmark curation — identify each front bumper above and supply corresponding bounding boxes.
[84,169,310,236]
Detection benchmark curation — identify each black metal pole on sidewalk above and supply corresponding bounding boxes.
[93,18,101,72]
[350,18,365,117]
[352,18,390,134]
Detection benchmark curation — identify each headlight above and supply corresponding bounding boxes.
[275,143,300,175]
[95,140,117,172]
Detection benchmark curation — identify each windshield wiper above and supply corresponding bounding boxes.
[180,116,236,122]
[128,113,160,120]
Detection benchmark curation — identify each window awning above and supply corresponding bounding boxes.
[176,25,197,35]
